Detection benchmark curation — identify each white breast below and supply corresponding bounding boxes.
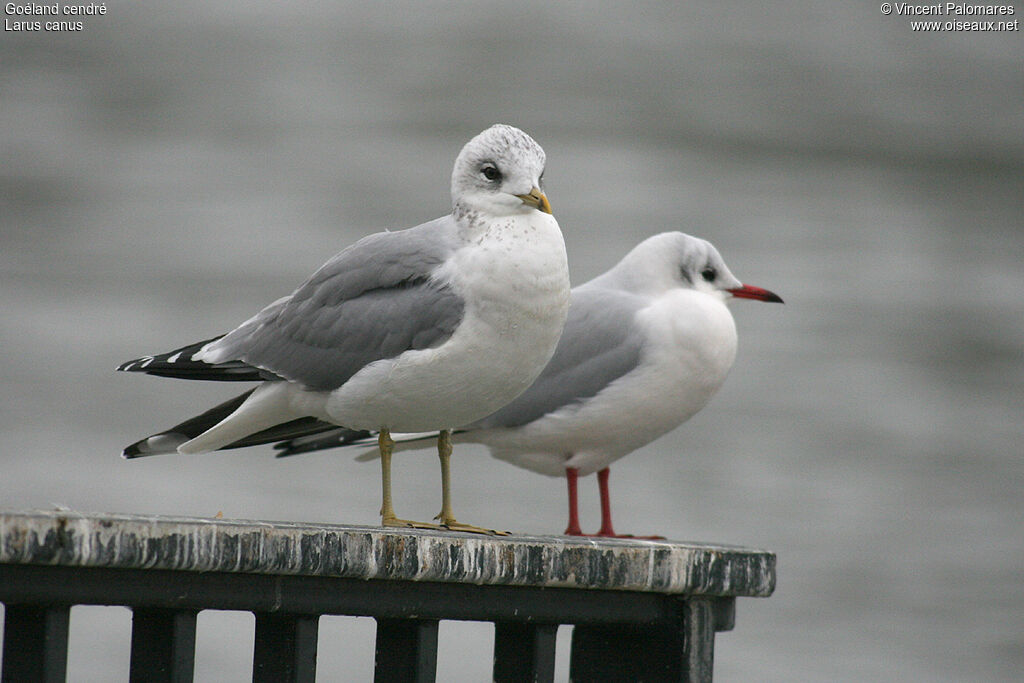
[325,211,570,432]
[475,290,738,477]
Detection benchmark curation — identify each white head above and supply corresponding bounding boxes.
[602,232,783,304]
[450,124,552,217]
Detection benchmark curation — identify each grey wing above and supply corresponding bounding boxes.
[202,217,465,390]
[470,287,646,429]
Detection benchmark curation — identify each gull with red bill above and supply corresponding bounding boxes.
[275,231,783,538]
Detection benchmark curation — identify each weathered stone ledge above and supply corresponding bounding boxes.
[0,509,775,597]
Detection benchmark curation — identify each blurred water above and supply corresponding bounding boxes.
[2,2,1022,681]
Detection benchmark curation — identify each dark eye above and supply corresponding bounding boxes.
[701,267,717,282]
[481,164,502,182]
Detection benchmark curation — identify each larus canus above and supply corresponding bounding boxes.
[119,124,570,534]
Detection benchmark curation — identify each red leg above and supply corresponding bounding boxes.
[564,467,583,536]
[595,468,617,537]
[595,468,665,540]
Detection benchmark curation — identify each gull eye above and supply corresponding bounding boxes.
[701,267,717,282]
[480,164,502,182]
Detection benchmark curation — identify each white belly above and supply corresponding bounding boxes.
[325,212,570,432]
[475,291,738,477]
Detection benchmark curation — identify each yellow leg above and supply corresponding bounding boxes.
[434,430,510,536]
[435,429,455,525]
[379,428,441,530]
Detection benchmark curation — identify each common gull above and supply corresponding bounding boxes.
[119,124,571,534]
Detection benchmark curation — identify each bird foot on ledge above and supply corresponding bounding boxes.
[381,515,446,531]
[565,527,666,540]
[438,518,512,536]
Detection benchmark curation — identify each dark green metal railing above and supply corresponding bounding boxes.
[0,510,775,682]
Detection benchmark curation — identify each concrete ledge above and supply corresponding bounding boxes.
[0,509,775,597]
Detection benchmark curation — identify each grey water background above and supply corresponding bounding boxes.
[2,2,1022,680]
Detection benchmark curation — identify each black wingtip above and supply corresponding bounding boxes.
[115,336,269,382]
[273,443,323,458]
[273,428,374,458]
[122,437,165,458]
[273,438,342,458]
[117,357,153,373]
[122,430,195,458]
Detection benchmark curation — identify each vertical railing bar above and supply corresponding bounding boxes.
[251,612,319,683]
[1,604,70,683]
[129,607,197,683]
[373,618,439,683]
[492,621,558,683]
[681,599,716,682]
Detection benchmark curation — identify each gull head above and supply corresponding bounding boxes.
[451,124,551,218]
[611,232,783,304]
